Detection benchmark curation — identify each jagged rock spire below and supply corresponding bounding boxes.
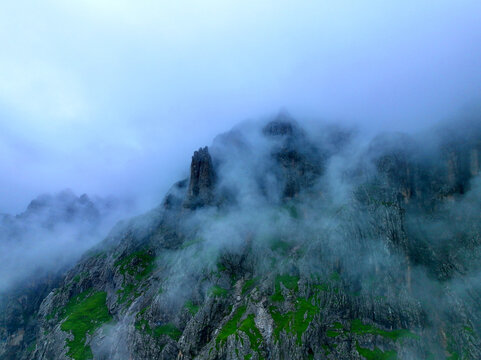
[183,146,216,209]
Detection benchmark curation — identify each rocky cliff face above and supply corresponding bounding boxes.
[2,115,481,360]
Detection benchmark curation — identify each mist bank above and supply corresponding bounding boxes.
[0,189,134,293]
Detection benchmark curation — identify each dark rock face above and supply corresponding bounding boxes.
[262,117,295,137]
[184,147,216,209]
[0,276,62,360]
[263,116,324,199]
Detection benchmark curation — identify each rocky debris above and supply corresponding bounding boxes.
[184,147,216,209]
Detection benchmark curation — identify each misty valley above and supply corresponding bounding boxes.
[1,115,480,360]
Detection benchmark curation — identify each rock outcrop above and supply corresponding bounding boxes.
[183,147,216,209]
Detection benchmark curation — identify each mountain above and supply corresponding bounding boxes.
[2,114,481,360]
[0,191,131,359]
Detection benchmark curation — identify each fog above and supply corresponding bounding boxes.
[1,0,480,214]
[0,190,132,292]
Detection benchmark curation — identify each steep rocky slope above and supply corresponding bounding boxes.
[4,115,481,360]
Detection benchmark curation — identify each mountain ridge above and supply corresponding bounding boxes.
[2,114,481,360]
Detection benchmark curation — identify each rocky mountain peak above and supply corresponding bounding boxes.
[183,146,216,209]
[19,190,100,228]
[262,112,299,137]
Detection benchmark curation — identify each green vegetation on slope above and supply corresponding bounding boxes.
[209,285,229,298]
[242,278,258,295]
[184,300,200,315]
[216,305,264,359]
[114,249,155,305]
[60,290,112,360]
[270,274,299,302]
[356,342,397,360]
[269,296,319,344]
[351,319,418,341]
[135,306,181,341]
[321,318,417,358]
[216,306,247,346]
[116,283,141,305]
[239,314,263,354]
[154,323,182,340]
[115,249,155,280]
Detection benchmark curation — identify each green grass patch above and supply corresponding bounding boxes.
[269,296,319,344]
[216,306,247,346]
[351,319,418,341]
[209,285,229,298]
[313,283,329,291]
[332,322,343,329]
[135,313,181,341]
[60,291,112,360]
[153,323,182,340]
[135,318,150,333]
[270,274,299,302]
[184,300,199,315]
[356,343,397,360]
[327,322,344,337]
[239,314,264,355]
[276,275,299,290]
[216,306,264,359]
[114,249,155,281]
[330,272,341,282]
[116,283,141,305]
[270,290,285,302]
[114,249,155,305]
[242,278,258,295]
[446,333,461,360]
[270,239,292,255]
[327,330,341,337]
[72,272,88,284]
[216,262,227,272]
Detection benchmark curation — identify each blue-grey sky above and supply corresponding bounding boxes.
[1,0,480,213]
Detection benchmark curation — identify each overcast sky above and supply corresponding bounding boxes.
[0,0,480,213]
